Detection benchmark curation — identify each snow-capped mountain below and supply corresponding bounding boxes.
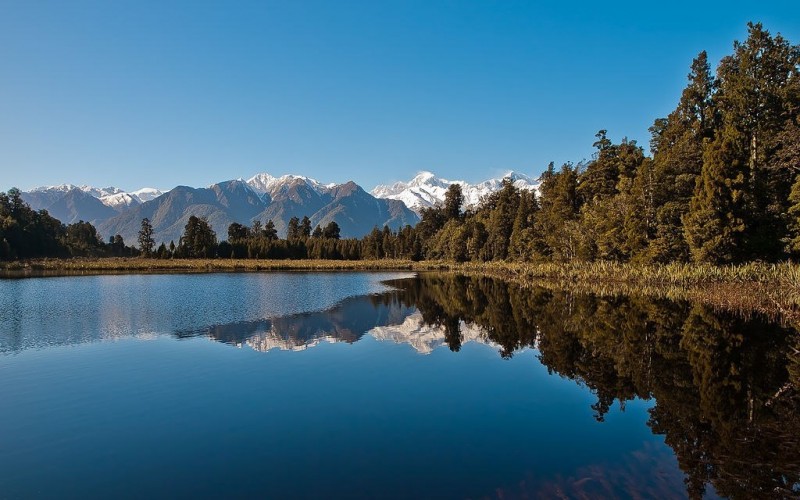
[17,169,540,244]
[371,170,540,213]
[98,174,418,244]
[129,187,164,203]
[246,173,335,198]
[99,192,141,210]
[30,184,124,198]
[25,184,164,211]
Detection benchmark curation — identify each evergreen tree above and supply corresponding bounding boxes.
[508,189,538,260]
[787,177,800,258]
[443,184,464,221]
[300,216,312,238]
[484,178,519,260]
[138,218,155,256]
[251,220,263,236]
[0,188,66,259]
[264,219,278,241]
[322,221,341,240]
[62,221,104,256]
[534,163,581,261]
[286,217,301,240]
[179,215,217,258]
[227,222,249,243]
[684,125,748,263]
[577,130,618,203]
[713,22,800,259]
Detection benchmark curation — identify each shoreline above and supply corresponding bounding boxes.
[2,258,799,322]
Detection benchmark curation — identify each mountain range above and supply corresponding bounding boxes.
[18,171,540,245]
[371,170,539,212]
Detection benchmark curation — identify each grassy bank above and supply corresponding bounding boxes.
[3,258,799,321]
[465,261,800,322]
[0,257,420,273]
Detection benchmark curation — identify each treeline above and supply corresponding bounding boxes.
[137,214,419,260]
[424,22,800,265]
[3,23,798,265]
[0,188,138,260]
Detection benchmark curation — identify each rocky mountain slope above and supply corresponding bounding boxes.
[371,171,539,213]
[17,169,539,245]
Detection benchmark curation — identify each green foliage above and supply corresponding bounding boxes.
[300,216,312,238]
[322,221,341,240]
[179,216,217,258]
[684,125,748,263]
[508,189,538,261]
[787,173,800,255]
[286,216,301,240]
[6,22,798,268]
[443,184,464,221]
[0,188,65,259]
[534,163,580,261]
[138,218,155,256]
[481,178,520,260]
[263,219,278,240]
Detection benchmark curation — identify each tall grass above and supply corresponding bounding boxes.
[3,257,799,321]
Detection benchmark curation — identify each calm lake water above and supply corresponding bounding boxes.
[1,272,798,499]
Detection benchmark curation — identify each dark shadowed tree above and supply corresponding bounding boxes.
[179,215,217,258]
[138,218,155,256]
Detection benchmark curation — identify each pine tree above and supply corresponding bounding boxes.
[300,216,312,238]
[264,219,278,240]
[322,221,341,240]
[484,178,519,260]
[508,189,538,260]
[535,163,580,261]
[787,174,800,255]
[443,184,464,221]
[714,22,800,259]
[286,216,301,240]
[648,61,711,264]
[684,125,748,263]
[179,216,217,258]
[138,218,155,257]
[780,118,800,255]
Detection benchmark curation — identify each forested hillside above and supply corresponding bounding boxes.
[418,22,800,265]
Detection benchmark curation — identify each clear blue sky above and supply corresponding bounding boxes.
[1,0,798,192]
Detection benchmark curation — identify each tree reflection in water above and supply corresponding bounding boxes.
[390,274,800,499]
[178,273,799,498]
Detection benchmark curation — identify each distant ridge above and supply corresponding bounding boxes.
[371,171,539,213]
[16,169,539,245]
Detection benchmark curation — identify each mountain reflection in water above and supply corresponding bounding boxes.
[1,272,798,498]
[169,273,800,498]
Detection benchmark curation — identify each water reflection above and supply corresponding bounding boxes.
[1,272,798,498]
[177,293,416,351]
[397,274,800,499]
[159,273,800,498]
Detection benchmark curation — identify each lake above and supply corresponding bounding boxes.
[0,272,798,498]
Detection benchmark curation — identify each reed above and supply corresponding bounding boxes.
[2,258,798,321]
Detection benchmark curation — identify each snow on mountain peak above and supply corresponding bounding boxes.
[371,170,540,213]
[27,183,164,209]
[129,188,163,202]
[246,172,331,196]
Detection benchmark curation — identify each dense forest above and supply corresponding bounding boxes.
[2,23,798,265]
[0,188,137,260]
